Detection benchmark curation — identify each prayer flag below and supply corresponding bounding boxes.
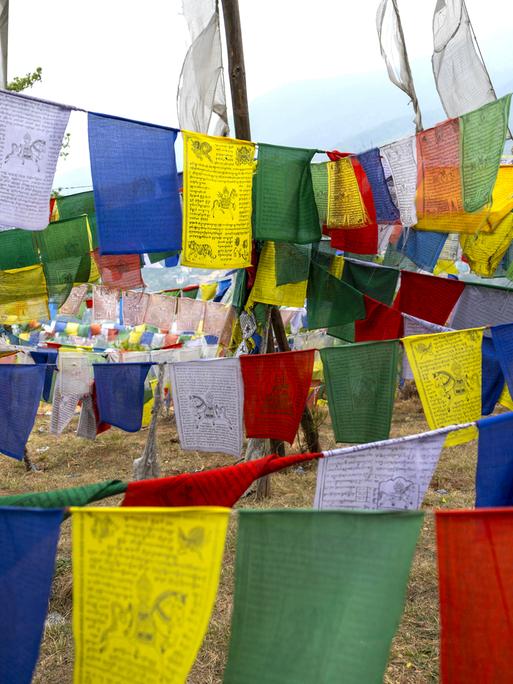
[357,148,399,224]
[224,509,423,684]
[0,228,39,270]
[122,452,321,507]
[248,241,308,308]
[481,336,505,415]
[342,258,399,305]
[393,270,464,325]
[92,285,119,322]
[0,479,126,508]
[403,328,483,446]
[0,91,70,230]
[72,507,229,684]
[170,357,244,457]
[436,508,513,683]
[60,284,88,316]
[176,296,205,333]
[0,264,49,324]
[315,430,445,509]
[311,162,328,223]
[144,293,177,330]
[30,348,57,402]
[476,412,513,507]
[491,323,513,397]
[460,95,511,213]
[307,261,365,330]
[461,211,513,278]
[182,131,255,268]
[122,291,150,327]
[325,221,378,255]
[321,341,399,443]
[380,135,418,227]
[401,314,452,380]
[451,283,513,330]
[88,113,182,254]
[240,350,314,444]
[93,250,144,290]
[93,362,153,432]
[0,507,63,684]
[396,228,448,272]
[0,364,45,459]
[274,242,311,285]
[326,156,377,230]
[253,143,320,244]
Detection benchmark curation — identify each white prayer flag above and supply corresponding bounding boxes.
[0,91,70,229]
[170,357,244,457]
[380,136,418,228]
[314,431,446,510]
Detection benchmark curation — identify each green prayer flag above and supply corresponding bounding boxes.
[307,261,365,330]
[311,162,328,224]
[275,242,312,285]
[342,259,399,305]
[224,509,423,684]
[460,95,511,213]
[311,239,339,271]
[37,216,91,262]
[0,229,39,270]
[254,143,321,244]
[321,341,399,443]
[232,269,247,311]
[55,191,96,220]
[147,250,179,264]
[328,322,355,342]
[43,257,85,307]
[0,479,127,508]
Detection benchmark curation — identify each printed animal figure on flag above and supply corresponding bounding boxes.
[432,360,478,408]
[190,391,232,430]
[4,132,46,172]
[178,526,206,558]
[188,240,216,260]
[212,186,237,219]
[99,574,187,656]
[190,138,213,162]
[378,477,417,509]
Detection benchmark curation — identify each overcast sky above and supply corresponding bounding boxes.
[8,0,513,187]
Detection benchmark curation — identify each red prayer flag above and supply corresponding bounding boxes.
[393,270,464,325]
[436,509,513,684]
[93,250,144,290]
[121,451,321,507]
[355,296,404,342]
[240,349,315,444]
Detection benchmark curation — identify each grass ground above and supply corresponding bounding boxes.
[0,391,479,683]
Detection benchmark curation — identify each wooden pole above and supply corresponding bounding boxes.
[220,0,251,141]
[220,0,321,485]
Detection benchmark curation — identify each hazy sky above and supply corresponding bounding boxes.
[8,0,513,187]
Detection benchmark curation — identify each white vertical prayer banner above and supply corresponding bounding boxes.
[380,136,418,228]
[0,92,70,229]
[170,357,244,457]
[314,430,446,510]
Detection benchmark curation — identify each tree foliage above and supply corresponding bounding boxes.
[6,67,43,92]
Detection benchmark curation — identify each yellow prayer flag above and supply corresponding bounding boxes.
[247,241,307,308]
[329,255,344,279]
[499,383,513,411]
[200,282,218,301]
[0,265,49,324]
[415,166,513,234]
[181,131,255,269]
[327,157,368,229]
[403,328,484,446]
[460,212,513,277]
[72,506,230,684]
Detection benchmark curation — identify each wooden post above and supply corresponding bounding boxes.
[220,0,251,141]
[221,0,321,495]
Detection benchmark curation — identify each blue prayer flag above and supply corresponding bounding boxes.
[88,113,182,255]
[491,323,513,397]
[30,349,58,403]
[357,148,400,224]
[482,337,505,415]
[476,412,513,507]
[93,362,154,432]
[0,507,63,684]
[0,365,45,459]
[397,228,448,272]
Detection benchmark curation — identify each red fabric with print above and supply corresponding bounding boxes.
[240,349,315,443]
[355,296,404,342]
[122,451,322,507]
[93,250,144,290]
[393,270,464,325]
[436,509,513,684]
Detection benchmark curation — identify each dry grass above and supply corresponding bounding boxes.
[1,392,479,683]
